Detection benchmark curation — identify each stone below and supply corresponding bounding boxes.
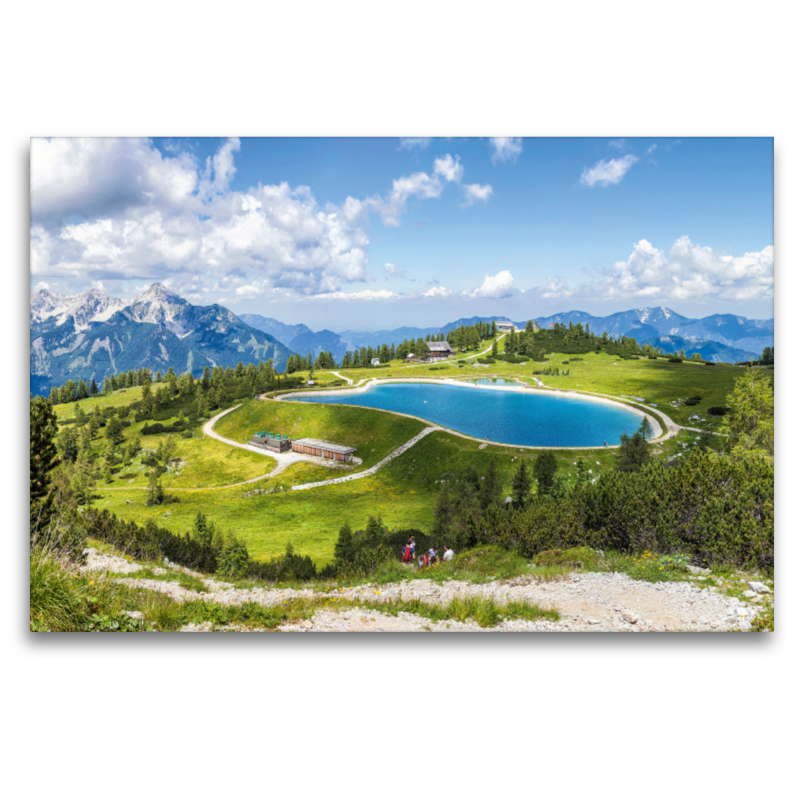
[124,610,144,620]
[621,611,638,624]
[742,590,757,598]
[748,581,772,594]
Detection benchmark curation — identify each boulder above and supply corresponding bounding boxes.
[748,581,772,594]
[742,590,758,598]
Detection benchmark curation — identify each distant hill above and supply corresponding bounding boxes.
[335,307,771,361]
[525,307,772,356]
[30,283,293,395]
[239,313,356,361]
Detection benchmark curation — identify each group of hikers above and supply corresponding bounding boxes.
[401,536,454,568]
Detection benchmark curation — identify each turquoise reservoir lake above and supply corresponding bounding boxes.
[292,382,648,448]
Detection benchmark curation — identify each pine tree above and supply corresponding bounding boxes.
[511,461,533,507]
[532,451,558,496]
[30,396,59,528]
[90,378,99,395]
[334,522,356,562]
[106,415,124,446]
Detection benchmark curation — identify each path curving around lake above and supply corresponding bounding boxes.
[275,377,679,448]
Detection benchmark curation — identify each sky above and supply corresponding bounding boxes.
[29,136,774,330]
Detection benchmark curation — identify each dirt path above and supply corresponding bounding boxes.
[82,548,766,632]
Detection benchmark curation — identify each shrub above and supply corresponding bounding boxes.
[668,357,683,363]
[705,361,716,366]
[708,406,730,416]
[685,396,702,406]
[648,355,658,360]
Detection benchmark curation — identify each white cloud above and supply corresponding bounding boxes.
[580,154,638,187]
[422,285,453,298]
[367,170,443,227]
[465,270,517,299]
[539,276,573,299]
[399,138,432,150]
[31,139,493,301]
[533,237,773,303]
[645,144,658,156]
[305,288,404,302]
[433,154,464,183]
[609,139,627,150]
[384,262,405,280]
[31,137,199,225]
[489,137,523,163]
[462,183,493,205]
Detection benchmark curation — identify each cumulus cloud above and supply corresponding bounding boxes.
[399,137,432,150]
[31,139,494,302]
[31,137,199,226]
[462,183,493,205]
[433,154,464,183]
[580,154,638,186]
[489,137,523,163]
[422,285,453,298]
[539,276,573,299]
[533,237,774,303]
[609,139,627,150]
[465,270,517,299]
[645,144,658,156]
[367,170,444,227]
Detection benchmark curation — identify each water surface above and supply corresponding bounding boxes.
[293,381,647,448]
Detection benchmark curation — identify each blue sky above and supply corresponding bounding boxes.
[30,136,773,330]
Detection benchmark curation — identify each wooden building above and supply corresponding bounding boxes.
[291,438,357,462]
[426,340,454,360]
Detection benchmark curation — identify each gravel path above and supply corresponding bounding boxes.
[83,547,764,633]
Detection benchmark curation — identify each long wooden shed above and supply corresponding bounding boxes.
[291,438,357,462]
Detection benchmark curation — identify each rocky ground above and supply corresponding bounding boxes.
[81,547,772,633]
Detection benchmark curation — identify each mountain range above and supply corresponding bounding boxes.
[238,314,356,363]
[30,284,294,396]
[335,308,772,363]
[29,284,773,396]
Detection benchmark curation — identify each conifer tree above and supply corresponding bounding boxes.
[334,522,356,563]
[30,396,59,528]
[532,451,558,496]
[511,460,534,507]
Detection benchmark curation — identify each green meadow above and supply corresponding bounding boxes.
[61,348,750,565]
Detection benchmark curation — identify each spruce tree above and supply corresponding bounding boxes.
[106,415,124,446]
[334,522,356,563]
[511,461,533,507]
[30,396,59,528]
[532,451,558,496]
[90,378,99,395]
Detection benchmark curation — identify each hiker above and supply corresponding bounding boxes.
[427,546,439,565]
[442,545,454,562]
[401,539,414,563]
[409,536,416,557]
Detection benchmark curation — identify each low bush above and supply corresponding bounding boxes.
[668,356,683,363]
[685,396,702,406]
[707,406,730,416]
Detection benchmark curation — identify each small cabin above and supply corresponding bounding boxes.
[496,321,517,333]
[405,353,418,361]
[250,431,292,453]
[371,358,381,366]
[306,380,315,387]
[426,341,454,360]
[291,438,357,462]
